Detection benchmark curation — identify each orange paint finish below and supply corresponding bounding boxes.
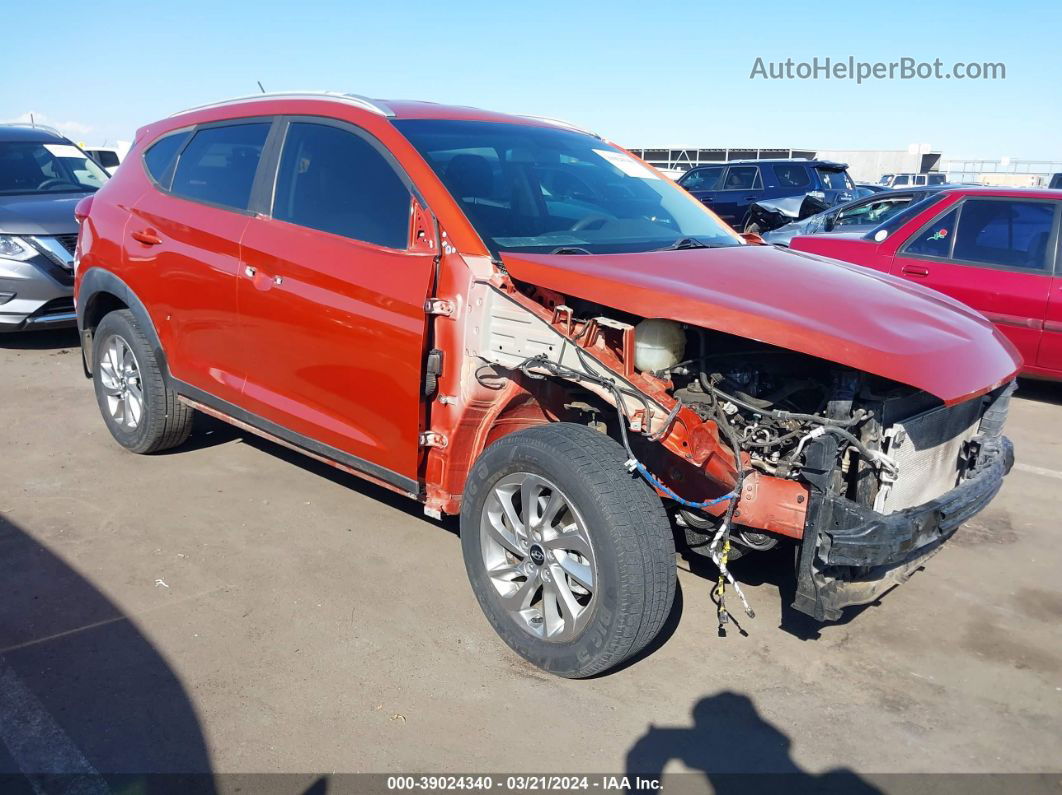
[75,95,1011,543]
[731,472,808,539]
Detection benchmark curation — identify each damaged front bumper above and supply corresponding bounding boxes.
[792,434,1014,621]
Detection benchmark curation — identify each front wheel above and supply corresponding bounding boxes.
[460,423,675,678]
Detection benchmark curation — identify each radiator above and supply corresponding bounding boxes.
[874,398,983,514]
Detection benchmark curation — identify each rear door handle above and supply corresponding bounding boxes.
[131,228,162,246]
[901,265,930,277]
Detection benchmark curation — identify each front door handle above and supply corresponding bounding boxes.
[131,228,162,246]
[243,265,283,289]
[901,264,930,277]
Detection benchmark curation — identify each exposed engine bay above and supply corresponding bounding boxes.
[467,278,1014,624]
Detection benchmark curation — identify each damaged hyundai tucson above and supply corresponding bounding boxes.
[74,94,1020,678]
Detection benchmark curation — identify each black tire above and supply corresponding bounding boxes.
[92,309,193,454]
[460,423,675,678]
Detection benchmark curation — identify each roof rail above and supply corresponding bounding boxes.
[169,91,395,119]
[518,114,600,139]
[1,121,64,137]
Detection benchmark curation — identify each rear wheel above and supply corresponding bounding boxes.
[460,423,675,678]
[93,309,193,454]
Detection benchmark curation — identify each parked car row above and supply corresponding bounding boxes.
[791,186,1062,380]
[676,158,857,231]
[67,92,1021,677]
[0,124,107,331]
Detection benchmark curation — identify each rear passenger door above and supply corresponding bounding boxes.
[128,119,273,405]
[711,165,762,228]
[891,197,1058,366]
[235,118,437,487]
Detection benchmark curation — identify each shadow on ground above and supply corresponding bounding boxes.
[625,691,881,794]
[0,513,214,793]
[0,328,80,351]
[1015,378,1062,406]
[681,545,877,641]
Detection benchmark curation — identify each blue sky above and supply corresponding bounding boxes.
[4,0,1058,159]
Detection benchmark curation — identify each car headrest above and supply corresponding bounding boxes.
[446,154,493,199]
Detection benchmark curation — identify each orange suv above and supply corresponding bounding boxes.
[75,93,1018,677]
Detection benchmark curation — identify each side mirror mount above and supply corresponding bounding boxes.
[823,214,837,232]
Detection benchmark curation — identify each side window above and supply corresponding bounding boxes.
[143,131,192,188]
[836,196,911,227]
[952,199,1055,270]
[273,122,410,249]
[170,122,270,210]
[681,167,723,190]
[773,164,811,188]
[893,175,910,186]
[904,208,958,258]
[722,166,761,190]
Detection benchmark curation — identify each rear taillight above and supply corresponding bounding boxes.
[74,195,94,224]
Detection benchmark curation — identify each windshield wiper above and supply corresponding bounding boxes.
[657,237,714,251]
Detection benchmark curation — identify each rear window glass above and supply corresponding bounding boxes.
[774,164,811,188]
[816,168,852,190]
[170,123,270,210]
[143,131,191,188]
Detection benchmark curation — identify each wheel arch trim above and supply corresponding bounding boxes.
[77,268,167,380]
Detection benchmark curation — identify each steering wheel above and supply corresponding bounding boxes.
[37,178,78,191]
[569,213,611,232]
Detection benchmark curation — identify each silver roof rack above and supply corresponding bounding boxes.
[518,114,599,139]
[169,91,395,119]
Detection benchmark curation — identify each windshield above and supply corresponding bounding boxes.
[0,141,108,195]
[394,119,742,255]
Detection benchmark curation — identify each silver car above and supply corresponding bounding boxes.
[761,186,949,247]
[0,124,108,332]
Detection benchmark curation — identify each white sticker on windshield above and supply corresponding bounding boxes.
[593,149,659,180]
[44,144,86,159]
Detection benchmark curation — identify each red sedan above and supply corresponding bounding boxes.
[790,187,1062,380]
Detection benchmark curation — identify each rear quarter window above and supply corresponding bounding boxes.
[903,207,958,258]
[143,130,192,189]
[773,164,811,188]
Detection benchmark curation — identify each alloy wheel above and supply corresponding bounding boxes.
[479,472,597,642]
[98,334,144,430]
